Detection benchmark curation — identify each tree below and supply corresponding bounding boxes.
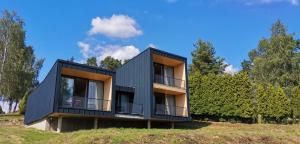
[100,56,122,71]
[249,20,300,91]
[0,10,44,113]
[123,59,130,64]
[0,105,3,114]
[241,60,251,74]
[86,57,97,66]
[67,57,75,62]
[190,39,227,75]
[256,83,290,122]
[291,86,300,120]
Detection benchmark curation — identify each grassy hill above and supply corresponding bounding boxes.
[0,114,299,144]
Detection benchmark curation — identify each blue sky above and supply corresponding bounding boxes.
[1,0,300,81]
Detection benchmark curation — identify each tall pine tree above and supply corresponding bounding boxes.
[190,39,227,75]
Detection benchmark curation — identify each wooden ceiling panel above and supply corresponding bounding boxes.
[61,67,111,81]
[152,54,183,66]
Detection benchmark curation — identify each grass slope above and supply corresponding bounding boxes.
[0,114,299,144]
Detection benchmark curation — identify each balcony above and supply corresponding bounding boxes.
[154,104,188,117]
[60,96,111,111]
[154,75,185,89]
[116,102,143,115]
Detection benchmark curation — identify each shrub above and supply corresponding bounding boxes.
[256,84,290,123]
[190,72,254,121]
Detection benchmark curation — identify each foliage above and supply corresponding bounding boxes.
[255,83,290,122]
[86,57,97,66]
[190,72,254,120]
[0,10,44,113]
[291,86,300,119]
[241,60,251,74]
[67,57,75,62]
[189,39,227,75]
[18,90,31,115]
[100,56,122,71]
[247,20,300,91]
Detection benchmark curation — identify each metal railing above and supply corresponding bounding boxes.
[154,104,188,117]
[60,96,111,111]
[116,102,143,115]
[154,75,185,89]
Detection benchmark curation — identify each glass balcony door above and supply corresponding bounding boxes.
[154,63,164,84]
[154,92,176,116]
[154,63,174,85]
[116,92,134,114]
[60,77,88,108]
[60,76,106,111]
[164,66,174,86]
[87,81,104,110]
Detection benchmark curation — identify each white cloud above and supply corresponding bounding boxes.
[77,42,140,64]
[95,44,140,61]
[224,63,239,75]
[244,0,299,5]
[89,15,143,39]
[77,41,90,58]
[147,43,158,49]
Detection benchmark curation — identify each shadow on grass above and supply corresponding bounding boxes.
[95,118,211,130]
[174,121,211,130]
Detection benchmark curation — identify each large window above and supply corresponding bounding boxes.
[60,76,105,110]
[154,92,176,116]
[60,77,87,108]
[116,92,134,114]
[153,63,175,86]
[87,81,104,110]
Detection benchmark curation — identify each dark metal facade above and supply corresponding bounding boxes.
[116,49,152,119]
[25,60,116,124]
[24,62,58,124]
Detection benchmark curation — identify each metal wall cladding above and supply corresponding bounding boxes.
[24,63,58,124]
[116,49,152,119]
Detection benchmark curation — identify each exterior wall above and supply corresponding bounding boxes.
[175,94,188,116]
[24,63,58,125]
[116,49,152,119]
[104,77,112,111]
[27,118,49,131]
[174,63,186,88]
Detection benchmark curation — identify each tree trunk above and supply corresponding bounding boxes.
[0,37,9,83]
[8,100,13,113]
[13,100,19,113]
[257,114,262,124]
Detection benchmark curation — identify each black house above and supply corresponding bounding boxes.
[24,48,191,132]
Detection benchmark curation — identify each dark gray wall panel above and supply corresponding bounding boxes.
[24,63,58,124]
[116,49,152,119]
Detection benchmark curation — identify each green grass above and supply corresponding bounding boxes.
[0,115,299,144]
[0,114,23,121]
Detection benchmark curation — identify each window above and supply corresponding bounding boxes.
[87,81,104,110]
[154,92,176,115]
[60,76,104,110]
[116,92,134,113]
[153,63,174,86]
